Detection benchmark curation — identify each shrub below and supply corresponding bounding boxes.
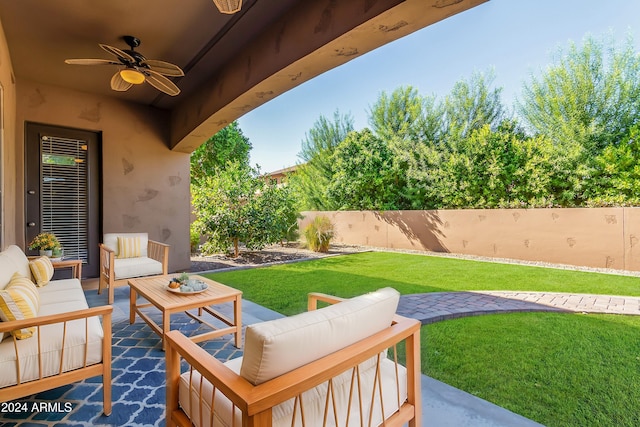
[303,216,335,252]
[189,223,201,254]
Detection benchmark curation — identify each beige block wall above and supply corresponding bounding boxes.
[301,208,640,271]
[15,80,191,273]
[0,17,18,247]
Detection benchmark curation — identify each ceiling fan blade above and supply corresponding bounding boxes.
[110,71,133,92]
[142,59,184,77]
[99,44,135,63]
[65,58,120,66]
[145,69,180,96]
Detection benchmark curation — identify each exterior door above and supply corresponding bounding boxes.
[25,123,101,278]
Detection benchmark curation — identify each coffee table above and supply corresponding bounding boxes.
[128,274,242,350]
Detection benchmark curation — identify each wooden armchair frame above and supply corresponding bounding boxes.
[98,240,169,304]
[166,293,421,427]
[0,305,113,415]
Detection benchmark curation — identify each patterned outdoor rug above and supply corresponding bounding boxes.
[0,312,243,427]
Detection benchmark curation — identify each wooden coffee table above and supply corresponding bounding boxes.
[128,274,242,350]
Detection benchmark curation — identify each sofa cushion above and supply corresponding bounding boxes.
[0,245,32,289]
[0,274,40,339]
[29,256,55,287]
[38,279,87,307]
[117,236,142,259]
[113,257,163,280]
[103,233,149,258]
[240,287,400,386]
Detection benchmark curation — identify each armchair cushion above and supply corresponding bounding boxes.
[112,257,164,280]
[29,257,54,287]
[103,232,149,258]
[240,287,400,385]
[116,236,142,259]
[0,274,40,339]
[179,356,407,427]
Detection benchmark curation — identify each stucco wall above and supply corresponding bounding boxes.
[301,209,640,271]
[0,17,17,247]
[15,80,191,273]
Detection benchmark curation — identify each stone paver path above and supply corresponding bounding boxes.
[398,291,640,324]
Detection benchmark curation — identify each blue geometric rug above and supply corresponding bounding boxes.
[0,312,243,427]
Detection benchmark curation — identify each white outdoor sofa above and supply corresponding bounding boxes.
[166,287,422,427]
[99,232,169,304]
[0,245,112,415]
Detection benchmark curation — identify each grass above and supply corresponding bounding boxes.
[204,251,640,426]
[425,313,640,427]
[205,251,640,316]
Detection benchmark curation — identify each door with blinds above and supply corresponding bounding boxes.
[26,123,101,278]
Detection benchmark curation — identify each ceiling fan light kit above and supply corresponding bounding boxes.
[119,68,145,84]
[64,35,184,96]
[212,0,242,14]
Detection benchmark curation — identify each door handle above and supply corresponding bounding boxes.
[27,190,36,195]
[27,222,36,227]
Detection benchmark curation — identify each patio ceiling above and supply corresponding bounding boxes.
[0,0,487,152]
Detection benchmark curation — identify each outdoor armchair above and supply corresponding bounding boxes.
[165,287,422,426]
[99,232,169,304]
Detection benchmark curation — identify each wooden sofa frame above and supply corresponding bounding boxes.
[165,292,422,427]
[0,306,113,415]
[99,239,169,304]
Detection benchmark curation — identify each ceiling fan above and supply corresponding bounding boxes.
[64,35,184,96]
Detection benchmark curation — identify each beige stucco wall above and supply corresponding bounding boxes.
[301,209,640,271]
[15,80,191,273]
[0,17,17,247]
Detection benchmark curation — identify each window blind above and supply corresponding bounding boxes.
[41,135,89,262]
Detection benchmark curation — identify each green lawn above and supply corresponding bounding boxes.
[425,313,640,427]
[205,251,640,316]
[203,251,640,427]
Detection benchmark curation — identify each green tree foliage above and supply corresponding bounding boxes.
[290,110,354,210]
[444,70,506,139]
[585,123,640,206]
[368,86,434,142]
[328,129,405,210]
[424,122,564,208]
[291,34,640,211]
[518,34,640,154]
[191,162,299,257]
[190,121,252,186]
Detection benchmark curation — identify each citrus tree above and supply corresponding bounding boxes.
[191,161,299,257]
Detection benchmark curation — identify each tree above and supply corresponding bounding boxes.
[400,120,574,209]
[585,123,640,206]
[517,34,640,154]
[290,110,354,210]
[191,162,299,257]
[368,86,435,142]
[190,121,252,187]
[328,129,405,210]
[443,69,506,140]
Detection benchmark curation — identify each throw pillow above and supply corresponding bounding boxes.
[29,256,55,287]
[117,236,142,259]
[0,273,40,339]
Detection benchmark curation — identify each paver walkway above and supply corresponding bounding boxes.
[398,291,640,324]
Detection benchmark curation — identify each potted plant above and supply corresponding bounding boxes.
[29,232,61,257]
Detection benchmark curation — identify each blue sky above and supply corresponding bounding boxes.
[238,0,640,173]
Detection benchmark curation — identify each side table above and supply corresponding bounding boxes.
[51,259,83,279]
